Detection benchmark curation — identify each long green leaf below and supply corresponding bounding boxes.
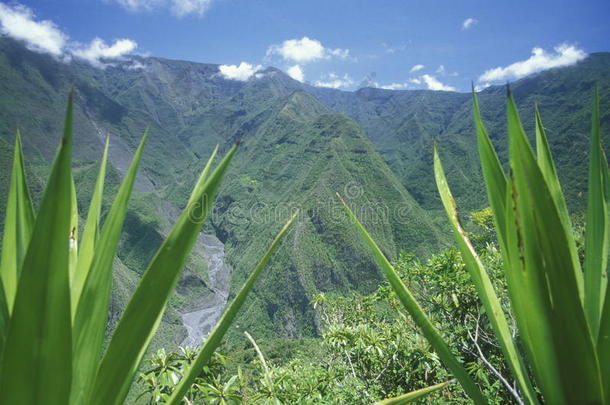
[70,133,148,405]
[90,144,237,405]
[0,277,8,362]
[0,92,74,405]
[339,194,487,405]
[372,381,452,405]
[0,130,35,313]
[167,211,298,405]
[505,92,603,404]
[68,172,78,290]
[472,91,508,246]
[71,136,109,315]
[584,86,608,338]
[534,105,584,301]
[433,146,538,405]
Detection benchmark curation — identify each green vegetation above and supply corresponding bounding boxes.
[0,94,297,404]
[342,89,610,403]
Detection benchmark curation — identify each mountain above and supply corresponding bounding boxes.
[0,35,609,344]
[307,53,610,213]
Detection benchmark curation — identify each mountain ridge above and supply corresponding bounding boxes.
[0,36,609,342]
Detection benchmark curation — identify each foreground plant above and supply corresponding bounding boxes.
[0,92,296,405]
[342,88,610,404]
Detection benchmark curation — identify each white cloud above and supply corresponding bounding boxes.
[170,0,212,17]
[409,78,422,85]
[72,38,137,66]
[410,64,424,73]
[314,73,353,89]
[266,37,349,64]
[474,82,491,92]
[421,74,456,91]
[218,62,262,81]
[113,0,213,17]
[0,3,140,67]
[462,17,478,30]
[0,3,67,56]
[479,44,587,82]
[436,65,445,74]
[380,82,409,90]
[287,64,304,82]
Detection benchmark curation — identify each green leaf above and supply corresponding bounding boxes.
[90,144,237,405]
[166,211,298,405]
[0,278,8,362]
[0,92,74,405]
[372,381,452,405]
[534,104,584,301]
[504,92,603,404]
[433,145,539,405]
[68,172,78,291]
[71,136,109,315]
[70,133,148,405]
[0,130,35,313]
[584,86,609,338]
[338,194,487,405]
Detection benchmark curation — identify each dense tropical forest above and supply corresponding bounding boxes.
[0,10,609,403]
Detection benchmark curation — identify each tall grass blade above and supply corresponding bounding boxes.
[505,92,603,404]
[585,86,609,338]
[71,136,109,315]
[0,130,35,313]
[433,146,538,405]
[90,145,237,405]
[338,194,487,405]
[70,133,148,405]
[167,211,298,405]
[0,92,74,405]
[372,381,452,405]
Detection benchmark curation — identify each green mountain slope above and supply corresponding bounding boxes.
[0,35,609,343]
[0,37,444,342]
[307,53,610,213]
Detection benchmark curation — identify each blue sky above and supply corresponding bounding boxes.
[0,0,608,91]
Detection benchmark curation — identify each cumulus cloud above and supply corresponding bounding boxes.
[72,38,137,66]
[287,64,304,82]
[218,62,262,81]
[479,44,587,82]
[421,74,456,91]
[410,64,425,73]
[0,3,139,67]
[113,0,213,17]
[314,73,353,89]
[462,17,477,30]
[267,37,349,64]
[0,3,67,56]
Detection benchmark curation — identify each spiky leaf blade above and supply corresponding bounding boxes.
[71,136,109,315]
[434,146,538,405]
[70,133,147,405]
[90,145,237,405]
[0,130,35,313]
[0,93,74,405]
[584,86,608,338]
[505,92,603,404]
